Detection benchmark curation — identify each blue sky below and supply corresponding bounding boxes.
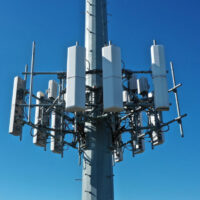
[0,0,199,200]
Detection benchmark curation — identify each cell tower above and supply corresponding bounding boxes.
[9,0,187,200]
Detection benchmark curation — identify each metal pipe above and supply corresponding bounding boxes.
[23,70,152,76]
[122,69,152,74]
[28,41,35,122]
[168,83,182,92]
[22,71,65,75]
[82,0,114,200]
[163,113,187,127]
[170,62,184,137]
[19,104,52,107]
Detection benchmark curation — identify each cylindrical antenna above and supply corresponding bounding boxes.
[153,40,157,46]
[170,61,184,137]
[28,41,36,122]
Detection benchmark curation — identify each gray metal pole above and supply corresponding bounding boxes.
[82,0,114,200]
[170,62,184,137]
[28,41,35,122]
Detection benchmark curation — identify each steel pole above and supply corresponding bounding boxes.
[28,41,35,122]
[170,62,184,137]
[82,0,114,200]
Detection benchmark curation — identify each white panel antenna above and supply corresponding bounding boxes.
[9,76,26,137]
[33,91,49,147]
[149,112,164,146]
[133,113,145,155]
[50,111,64,154]
[151,44,169,111]
[66,44,86,112]
[102,44,123,112]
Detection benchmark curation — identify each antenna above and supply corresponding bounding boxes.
[33,91,49,148]
[28,41,36,122]
[9,76,26,138]
[169,62,186,137]
[8,0,187,199]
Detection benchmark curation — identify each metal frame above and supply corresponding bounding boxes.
[16,47,187,156]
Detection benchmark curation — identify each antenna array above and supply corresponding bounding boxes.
[8,1,187,199]
[9,41,187,160]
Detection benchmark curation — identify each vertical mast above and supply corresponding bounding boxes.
[82,0,114,200]
[85,0,108,88]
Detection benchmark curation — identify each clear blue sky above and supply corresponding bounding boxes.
[0,0,199,200]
